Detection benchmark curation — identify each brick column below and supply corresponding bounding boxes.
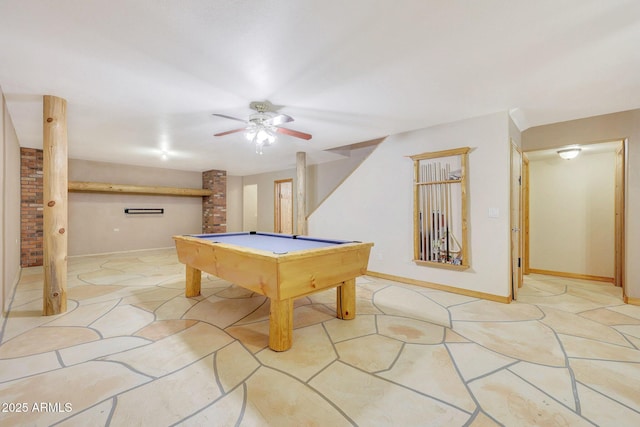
[20,148,44,267]
[202,169,227,233]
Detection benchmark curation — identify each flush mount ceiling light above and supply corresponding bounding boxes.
[557,147,581,160]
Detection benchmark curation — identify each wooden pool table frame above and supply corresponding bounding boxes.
[173,234,373,351]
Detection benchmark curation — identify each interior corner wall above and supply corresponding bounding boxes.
[522,109,640,299]
[68,159,202,255]
[308,112,513,298]
[2,91,22,315]
[509,115,522,148]
[529,152,615,277]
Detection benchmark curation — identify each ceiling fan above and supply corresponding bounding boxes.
[213,101,312,154]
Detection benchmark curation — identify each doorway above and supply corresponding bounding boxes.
[523,140,626,298]
[274,179,293,234]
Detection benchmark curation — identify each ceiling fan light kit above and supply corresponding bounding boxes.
[213,101,312,154]
[246,123,277,155]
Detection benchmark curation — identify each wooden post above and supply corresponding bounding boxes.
[43,95,68,315]
[296,152,307,235]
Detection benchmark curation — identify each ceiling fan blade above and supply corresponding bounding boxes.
[265,114,294,126]
[214,127,247,137]
[212,113,248,123]
[275,127,312,140]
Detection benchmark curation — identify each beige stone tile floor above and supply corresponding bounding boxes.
[1,248,639,426]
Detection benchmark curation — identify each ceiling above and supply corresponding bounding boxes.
[1,1,639,176]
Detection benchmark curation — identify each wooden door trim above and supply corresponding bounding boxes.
[522,153,530,275]
[510,142,523,300]
[615,140,626,291]
[274,178,293,234]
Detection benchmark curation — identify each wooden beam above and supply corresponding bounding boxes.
[43,95,68,315]
[296,152,307,235]
[68,181,213,197]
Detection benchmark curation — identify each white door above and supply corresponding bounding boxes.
[243,184,258,231]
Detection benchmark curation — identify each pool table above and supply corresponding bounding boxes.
[173,231,373,351]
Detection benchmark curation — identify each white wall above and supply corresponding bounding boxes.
[529,151,615,277]
[1,90,22,315]
[309,112,513,298]
[236,146,376,234]
[68,159,202,255]
[307,146,376,213]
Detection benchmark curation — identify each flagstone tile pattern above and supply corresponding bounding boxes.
[1,249,639,426]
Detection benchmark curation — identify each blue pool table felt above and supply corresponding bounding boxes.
[192,232,351,254]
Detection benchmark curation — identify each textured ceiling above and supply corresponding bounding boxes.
[1,1,639,175]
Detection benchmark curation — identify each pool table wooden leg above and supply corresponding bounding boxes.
[185,265,202,297]
[269,298,293,351]
[336,278,356,320]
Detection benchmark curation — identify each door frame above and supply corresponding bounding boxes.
[615,140,626,292]
[522,153,530,275]
[274,178,294,234]
[510,142,523,300]
[522,139,626,298]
